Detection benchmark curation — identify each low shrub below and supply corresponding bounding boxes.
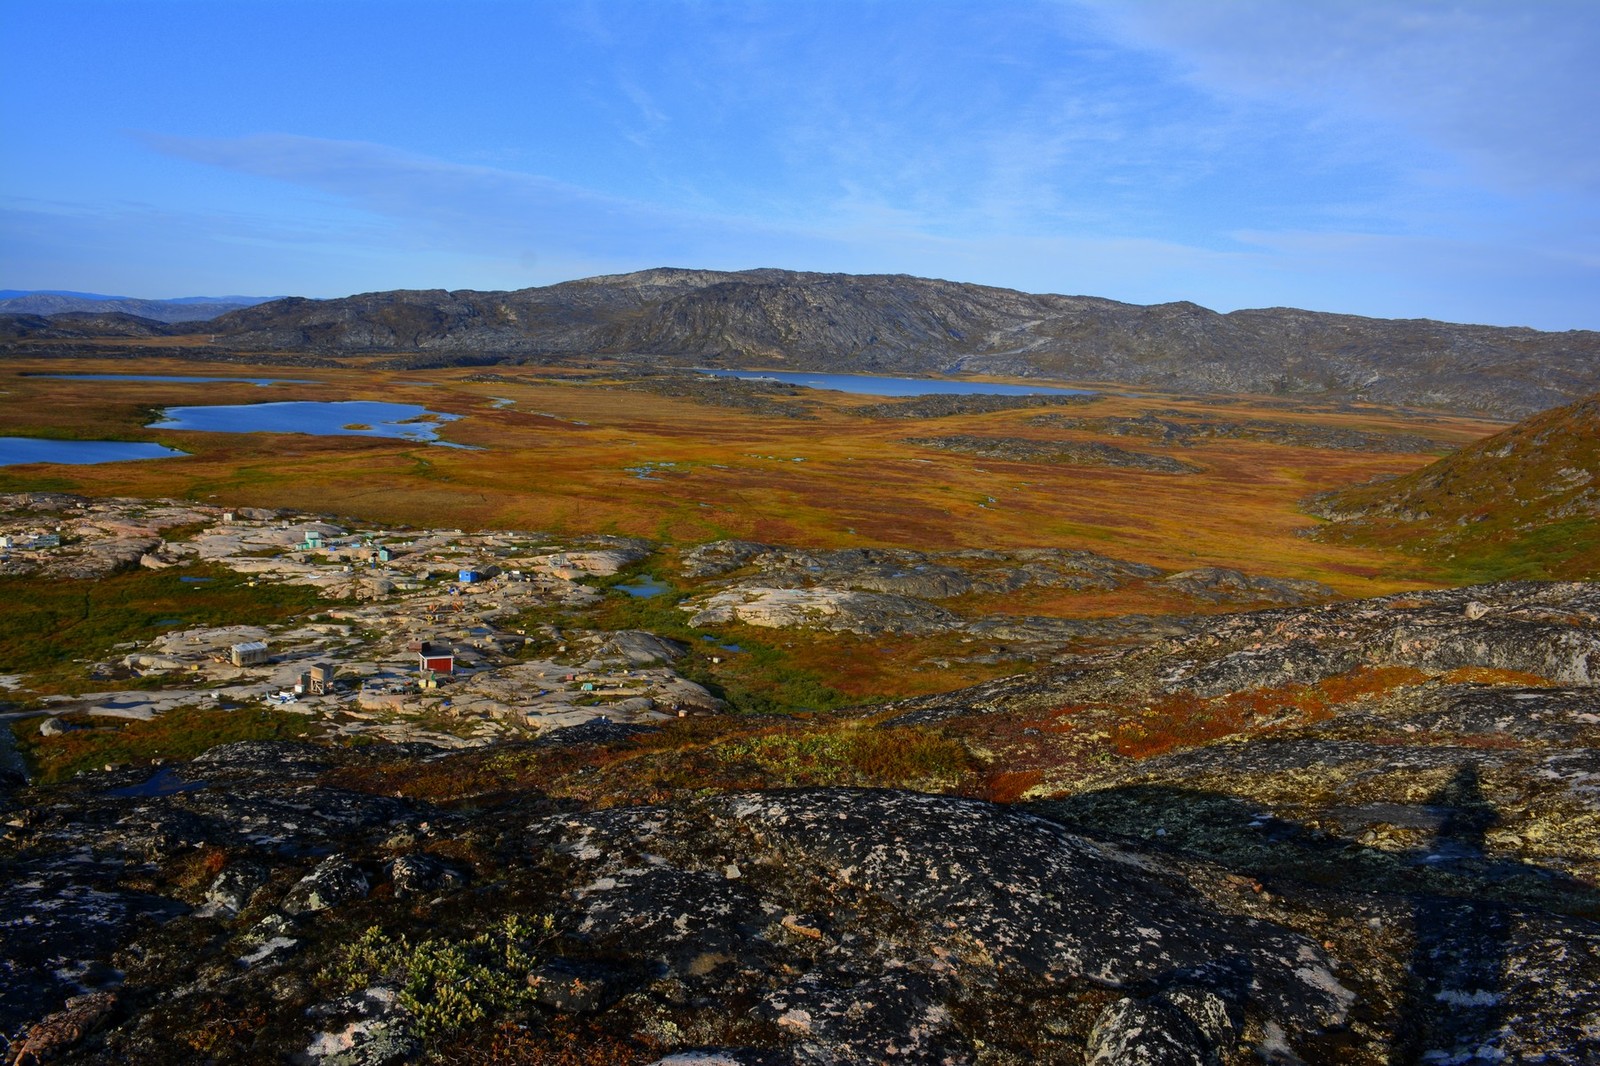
[322,914,555,1040]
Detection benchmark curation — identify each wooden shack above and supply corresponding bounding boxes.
[230,641,269,667]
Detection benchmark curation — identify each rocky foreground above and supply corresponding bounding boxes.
[2,574,1597,1064]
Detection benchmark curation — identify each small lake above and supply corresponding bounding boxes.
[148,401,461,442]
[615,574,670,598]
[0,437,187,466]
[698,369,1092,398]
[32,373,315,386]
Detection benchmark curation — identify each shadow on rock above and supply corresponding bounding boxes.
[1394,764,1510,1064]
[1033,768,1600,1064]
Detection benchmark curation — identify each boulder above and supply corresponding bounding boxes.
[281,856,369,915]
[387,853,468,899]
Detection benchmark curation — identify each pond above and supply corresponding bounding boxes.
[0,437,187,466]
[697,369,1093,397]
[101,766,209,799]
[31,373,315,386]
[614,574,670,598]
[148,401,462,442]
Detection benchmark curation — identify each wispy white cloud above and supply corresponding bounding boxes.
[134,131,823,266]
[1078,0,1600,195]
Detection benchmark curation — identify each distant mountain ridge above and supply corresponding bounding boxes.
[0,291,275,322]
[9,268,1600,416]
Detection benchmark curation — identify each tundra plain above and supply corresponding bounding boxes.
[3,349,1598,1066]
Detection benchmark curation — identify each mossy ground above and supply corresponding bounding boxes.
[10,704,316,784]
[0,563,328,685]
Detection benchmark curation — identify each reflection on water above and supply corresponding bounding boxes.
[149,401,462,442]
[698,368,1093,397]
[0,437,187,466]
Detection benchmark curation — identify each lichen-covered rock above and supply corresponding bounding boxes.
[188,740,333,781]
[529,789,1354,1062]
[295,986,418,1066]
[1380,619,1600,683]
[0,855,184,1034]
[196,861,270,918]
[281,855,369,915]
[587,629,690,664]
[685,585,961,635]
[759,970,970,1064]
[386,853,467,899]
[526,958,629,1013]
[1084,996,1212,1066]
[1163,567,1335,606]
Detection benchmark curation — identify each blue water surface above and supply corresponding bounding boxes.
[615,574,670,598]
[0,437,187,466]
[148,401,461,442]
[698,369,1092,398]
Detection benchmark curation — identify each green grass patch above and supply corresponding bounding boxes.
[683,641,854,716]
[0,563,329,678]
[11,703,315,784]
[713,721,974,789]
[547,564,856,716]
[1439,516,1600,583]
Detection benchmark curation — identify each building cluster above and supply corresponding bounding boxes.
[8,495,723,747]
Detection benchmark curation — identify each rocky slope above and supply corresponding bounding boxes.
[13,268,1593,417]
[0,312,181,341]
[675,540,1332,651]
[3,576,1597,1064]
[1307,392,1600,579]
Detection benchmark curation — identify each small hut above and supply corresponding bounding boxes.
[230,641,269,667]
[305,662,336,695]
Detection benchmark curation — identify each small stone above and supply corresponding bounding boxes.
[526,959,627,1013]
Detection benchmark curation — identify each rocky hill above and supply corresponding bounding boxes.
[0,312,180,341]
[1309,392,1600,580]
[0,293,271,323]
[40,268,1593,418]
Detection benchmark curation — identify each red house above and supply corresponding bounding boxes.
[412,641,454,675]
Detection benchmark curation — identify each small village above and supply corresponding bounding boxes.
[0,494,723,748]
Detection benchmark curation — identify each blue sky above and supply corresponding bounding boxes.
[3,1,1597,330]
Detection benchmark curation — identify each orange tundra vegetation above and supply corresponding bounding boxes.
[0,358,1501,600]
